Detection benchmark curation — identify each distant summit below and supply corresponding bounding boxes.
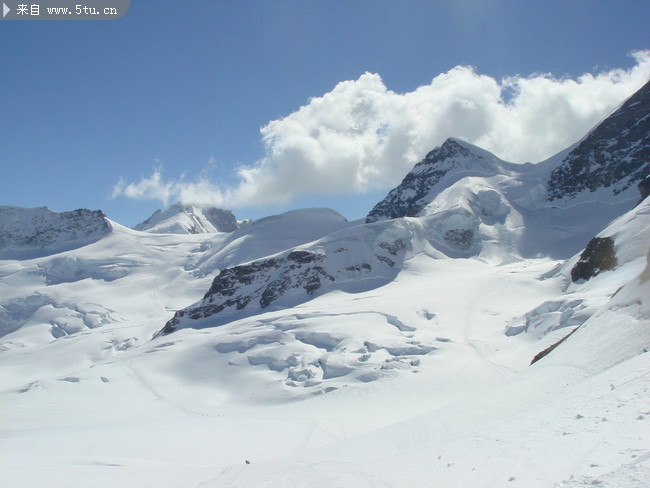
[0,206,111,259]
[134,203,238,234]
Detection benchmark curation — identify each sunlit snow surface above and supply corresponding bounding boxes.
[0,197,648,487]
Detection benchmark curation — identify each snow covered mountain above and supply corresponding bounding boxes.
[365,137,512,223]
[0,81,649,488]
[134,202,239,234]
[369,80,649,227]
[160,81,649,336]
[366,80,649,260]
[547,79,649,201]
[0,206,111,259]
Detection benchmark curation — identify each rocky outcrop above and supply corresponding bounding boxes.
[159,220,417,334]
[570,236,618,282]
[547,80,650,201]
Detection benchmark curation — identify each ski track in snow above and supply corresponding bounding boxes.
[461,267,520,380]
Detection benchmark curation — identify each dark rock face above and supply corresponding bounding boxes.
[159,221,414,334]
[571,236,618,282]
[366,139,481,223]
[161,250,335,334]
[547,80,650,201]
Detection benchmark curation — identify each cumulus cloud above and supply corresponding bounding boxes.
[112,51,650,208]
[111,167,230,208]
[111,168,174,204]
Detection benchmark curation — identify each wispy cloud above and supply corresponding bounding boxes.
[111,51,650,209]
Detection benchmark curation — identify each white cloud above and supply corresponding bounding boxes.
[111,168,174,205]
[112,51,650,209]
[110,167,229,208]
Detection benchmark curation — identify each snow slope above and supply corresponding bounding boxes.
[0,81,648,488]
[0,207,349,347]
[1,201,647,487]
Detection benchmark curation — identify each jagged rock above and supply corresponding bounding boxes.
[571,236,618,282]
[547,80,650,201]
[161,250,335,333]
[159,220,417,334]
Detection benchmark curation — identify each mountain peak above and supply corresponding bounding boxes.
[366,138,503,223]
[134,203,238,234]
[547,79,650,201]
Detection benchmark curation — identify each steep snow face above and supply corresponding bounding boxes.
[547,79,650,202]
[134,203,238,234]
[0,206,111,259]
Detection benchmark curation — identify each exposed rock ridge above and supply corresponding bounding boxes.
[160,221,416,334]
[547,79,650,201]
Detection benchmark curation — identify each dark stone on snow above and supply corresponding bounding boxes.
[570,236,617,282]
[287,250,319,264]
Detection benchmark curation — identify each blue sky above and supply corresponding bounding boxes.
[1,1,649,226]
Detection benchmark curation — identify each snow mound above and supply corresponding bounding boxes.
[0,292,119,340]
